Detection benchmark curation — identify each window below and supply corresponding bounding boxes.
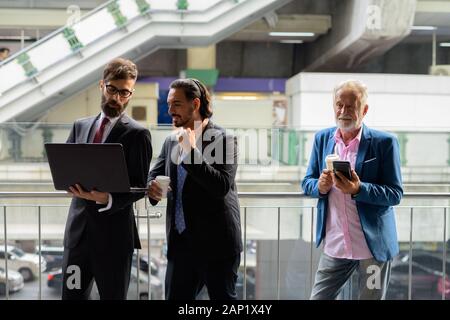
[132,106,147,121]
[11,247,25,257]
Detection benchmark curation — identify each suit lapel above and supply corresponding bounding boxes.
[355,124,371,176]
[324,130,336,168]
[84,115,99,143]
[169,138,179,189]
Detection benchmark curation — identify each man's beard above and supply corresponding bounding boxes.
[336,116,359,132]
[172,108,194,128]
[101,94,128,118]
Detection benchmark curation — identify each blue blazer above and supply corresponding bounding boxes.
[301,124,403,262]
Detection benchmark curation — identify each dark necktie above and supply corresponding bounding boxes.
[93,117,109,143]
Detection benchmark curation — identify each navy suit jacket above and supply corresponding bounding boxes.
[302,124,403,262]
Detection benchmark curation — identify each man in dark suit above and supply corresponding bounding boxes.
[61,58,152,300]
[147,78,242,300]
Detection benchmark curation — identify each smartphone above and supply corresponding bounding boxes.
[333,160,352,180]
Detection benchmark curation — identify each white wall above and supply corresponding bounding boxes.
[286,72,450,131]
[211,98,274,128]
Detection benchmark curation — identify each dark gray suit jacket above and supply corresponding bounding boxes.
[63,113,152,253]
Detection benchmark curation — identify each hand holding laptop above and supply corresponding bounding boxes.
[68,183,109,204]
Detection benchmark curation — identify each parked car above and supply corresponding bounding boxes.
[387,260,449,300]
[124,266,163,300]
[0,245,46,281]
[35,245,64,272]
[47,269,63,291]
[397,250,450,274]
[47,266,163,300]
[132,253,159,276]
[0,267,24,295]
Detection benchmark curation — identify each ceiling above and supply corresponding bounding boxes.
[0,0,449,68]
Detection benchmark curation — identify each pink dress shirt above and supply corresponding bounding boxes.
[323,128,373,260]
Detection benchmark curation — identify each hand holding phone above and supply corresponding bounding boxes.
[332,160,352,180]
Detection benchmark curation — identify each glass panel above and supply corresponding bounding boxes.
[0,62,27,94]
[27,35,72,71]
[149,0,177,10]
[187,0,222,11]
[119,0,141,20]
[150,0,222,11]
[73,9,116,46]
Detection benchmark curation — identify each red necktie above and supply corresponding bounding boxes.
[93,117,109,143]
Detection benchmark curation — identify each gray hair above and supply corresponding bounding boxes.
[333,80,368,107]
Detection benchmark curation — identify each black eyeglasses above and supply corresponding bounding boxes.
[105,84,134,98]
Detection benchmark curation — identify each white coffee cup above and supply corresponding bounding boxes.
[155,176,171,198]
[325,154,340,171]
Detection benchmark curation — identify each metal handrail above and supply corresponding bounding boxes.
[1,191,449,300]
[0,191,449,199]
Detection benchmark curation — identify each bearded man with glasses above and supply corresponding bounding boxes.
[61,58,152,300]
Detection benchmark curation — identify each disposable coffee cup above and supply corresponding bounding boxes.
[325,154,339,171]
[155,176,171,198]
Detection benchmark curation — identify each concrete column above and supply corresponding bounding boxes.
[129,83,159,126]
[187,45,216,70]
[184,45,219,87]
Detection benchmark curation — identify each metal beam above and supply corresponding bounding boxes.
[228,14,331,42]
[0,8,88,28]
[416,1,450,13]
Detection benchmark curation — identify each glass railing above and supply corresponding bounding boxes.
[0,123,449,169]
[0,0,245,97]
[0,192,449,300]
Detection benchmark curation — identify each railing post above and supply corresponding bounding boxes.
[135,0,151,15]
[146,198,151,300]
[447,134,450,166]
[7,129,22,162]
[41,127,53,160]
[442,207,447,301]
[408,207,414,300]
[107,0,128,28]
[177,0,189,10]
[243,207,247,300]
[287,130,299,166]
[276,207,281,300]
[309,207,314,298]
[16,52,38,78]
[38,206,42,300]
[3,207,9,300]
[62,27,83,52]
[298,131,307,167]
[397,133,408,166]
[135,202,140,300]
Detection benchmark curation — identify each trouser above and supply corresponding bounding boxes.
[310,253,391,300]
[61,229,133,300]
[165,250,240,300]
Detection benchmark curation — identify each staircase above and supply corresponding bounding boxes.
[0,0,292,122]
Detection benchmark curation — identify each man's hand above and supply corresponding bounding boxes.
[318,169,333,194]
[68,184,109,204]
[147,180,162,202]
[177,128,196,154]
[332,169,361,195]
[147,180,172,202]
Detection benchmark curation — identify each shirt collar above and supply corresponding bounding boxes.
[100,112,121,126]
[334,126,363,145]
